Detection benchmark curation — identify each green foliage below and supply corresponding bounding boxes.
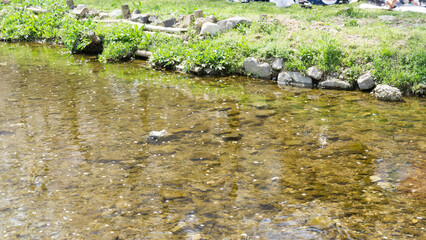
[96,23,151,62]
[99,41,134,62]
[1,10,62,41]
[185,40,241,73]
[150,43,185,69]
[344,19,359,27]
[249,20,285,35]
[60,17,95,52]
[285,35,342,73]
[316,35,343,72]
[1,0,424,93]
[372,47,426,91]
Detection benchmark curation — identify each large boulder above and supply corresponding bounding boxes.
[277,72,313,88]
[318,79,352,90]
[244,57,271,80]
[71,5,88,18]
[130,14,149,23]
[372,84,402,102]
[217,17,251,31]
[306,66,323,80]
[357,73,375,91]
[200,22,222,36]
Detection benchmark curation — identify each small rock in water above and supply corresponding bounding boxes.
[147,129,169,142]
[369,175,382,182]
[0,130,15,136]
[222,132,242,141]
[285,139,303,146]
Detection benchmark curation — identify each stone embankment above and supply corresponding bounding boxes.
[17,1,411,102]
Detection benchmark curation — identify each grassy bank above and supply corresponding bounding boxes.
[1,0,425,93]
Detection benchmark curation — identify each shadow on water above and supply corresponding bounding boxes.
[0,42,425,239]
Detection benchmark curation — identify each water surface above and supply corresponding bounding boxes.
[0,43,425,239]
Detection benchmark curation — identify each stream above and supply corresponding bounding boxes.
[0,42,425,239]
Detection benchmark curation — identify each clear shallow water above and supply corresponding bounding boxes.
[0,42,424,239]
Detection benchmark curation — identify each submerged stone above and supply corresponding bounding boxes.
[222,132,242,141]
[161,189,188,200]
[285,140,303,146]
[318,79,352,90]
[147,129,170,143]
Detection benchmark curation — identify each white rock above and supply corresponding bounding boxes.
[272,58,284,71]
[357,73,375,91]
[372,84,402,102]
[243,57,271,80]
[148,129,169,139]
[200,22,222,36]
[306,66,323,80]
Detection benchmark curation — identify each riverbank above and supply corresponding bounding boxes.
[1,0,425,97]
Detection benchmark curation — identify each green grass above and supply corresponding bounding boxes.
[1,0,425,93]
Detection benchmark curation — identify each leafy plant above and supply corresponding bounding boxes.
[316,35,343,72]
[344,19,359,27]
[60,17,95,52]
